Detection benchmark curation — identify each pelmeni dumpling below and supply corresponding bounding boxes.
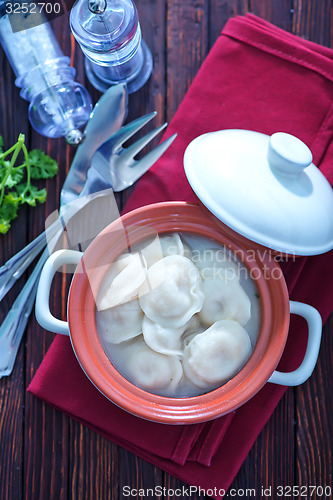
[159,233,192,259]
[198,277,251,327]
[139,255,204,328]
[183,314,201,335]
[142,317,184,355]
[192,248,241,282]
[183,320,252,389]
[183,316,205,349]
[96,299,143,344]
[97,252,147,310]
[123,336,183,394]
[140,233,191,268]
[142,315,200,356]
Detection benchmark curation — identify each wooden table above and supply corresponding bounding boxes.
[1,1,332,499]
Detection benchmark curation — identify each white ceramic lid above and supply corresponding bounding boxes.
[184,129,333,256]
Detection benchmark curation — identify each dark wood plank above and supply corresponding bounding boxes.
[164,475,207,499]
[118,447,163,498]
[0,358,24,500]
[0,23,30,500]
[24,403,69,500]
[232,389,296,498]
[292,0,332,46]
[69,422,120,500]
[295,315,333,497]
[131,0,167,122]
[166,0,209,122]
[209,0,248,47]
[249,0,293,30]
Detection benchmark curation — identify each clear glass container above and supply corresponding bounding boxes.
[0,1,92,142]
[70,0,153,94]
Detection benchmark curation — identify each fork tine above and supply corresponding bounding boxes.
[112,111,157,151]
[121,122,168,162]
[123,133,177,188]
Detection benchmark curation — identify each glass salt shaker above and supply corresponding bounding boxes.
[70,0,153,94]
[0,1,92,143]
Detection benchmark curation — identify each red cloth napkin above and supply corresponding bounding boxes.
[28,14,333,498]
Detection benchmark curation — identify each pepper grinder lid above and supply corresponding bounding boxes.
[70,0,139,61]
[88,0,107,14]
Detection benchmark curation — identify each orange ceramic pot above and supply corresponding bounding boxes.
[35,201,322,424]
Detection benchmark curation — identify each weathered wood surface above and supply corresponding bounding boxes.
[0,1,332,499]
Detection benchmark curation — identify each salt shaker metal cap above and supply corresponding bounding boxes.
[70,0,153,94]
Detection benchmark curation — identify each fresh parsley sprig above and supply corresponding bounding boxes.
[0,134,58,234]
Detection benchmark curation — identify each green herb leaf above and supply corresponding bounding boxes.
[16,184,47,206]
[0,218,12,234]
[5,166,24,188]
[0,192,21,233]
[3,192,21,212]
[0,194,20,219]
[0,161,10,183]
[28,149,59,179]
[0,135,58,234]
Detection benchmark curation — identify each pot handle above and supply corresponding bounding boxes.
[268,300,322,386]
[35,249,83,336]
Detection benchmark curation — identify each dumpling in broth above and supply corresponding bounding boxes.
[142,317,184,355]
[97,252,147,310]
[124,336,183,394]
[142,315,200,356]
[183,320,252,389]
[139,255,204,328]
[192,248,241,282]
[96,299,143,344]
[199,277,251,327]
[140,233,191,268]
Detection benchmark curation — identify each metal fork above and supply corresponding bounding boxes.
[0,112,176,378]
[61,111,173,204]
[83,112,170,195]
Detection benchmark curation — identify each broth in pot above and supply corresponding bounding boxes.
[96,232,261,398]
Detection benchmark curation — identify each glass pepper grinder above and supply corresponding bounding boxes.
[0,1,92,143]
[70,0,153,94]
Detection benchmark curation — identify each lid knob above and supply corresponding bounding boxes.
[267,132,313,176]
